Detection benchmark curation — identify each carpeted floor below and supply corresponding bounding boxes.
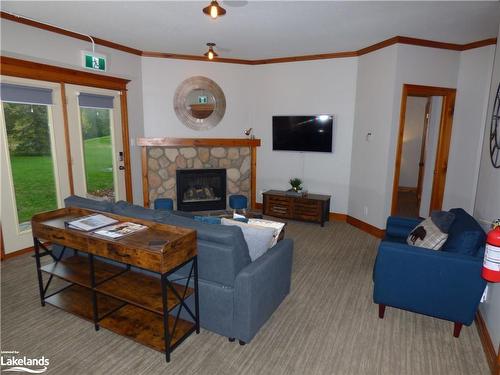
[1,220,490,375]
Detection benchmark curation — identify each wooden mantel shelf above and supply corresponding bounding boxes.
[137,138,261,148]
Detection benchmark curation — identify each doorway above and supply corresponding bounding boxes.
[1,76,129,255]
[391,84,456,217]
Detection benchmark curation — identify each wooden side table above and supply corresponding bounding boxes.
[31,207,198,363]
[262,190,331,226]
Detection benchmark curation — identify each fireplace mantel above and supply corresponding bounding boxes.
[139,138,261,209]
[138,137,261,148]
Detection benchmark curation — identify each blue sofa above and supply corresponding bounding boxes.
[58,196,294,344]
[373,208,487,337]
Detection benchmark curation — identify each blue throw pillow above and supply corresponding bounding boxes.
[430,210,455,233]
[441,208,486,256]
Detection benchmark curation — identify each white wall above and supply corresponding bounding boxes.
[419,96,442,218]
[399,97,426,188]
[141,58,254,138]
[349,46,398,226]
[443,45,496,213]
[0,20,145,204]
[251,59,358,213]
[474,25,500,352]
[141,57,358,213]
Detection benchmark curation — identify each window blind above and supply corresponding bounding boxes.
[78,93,114,109]
[0,83,53,105]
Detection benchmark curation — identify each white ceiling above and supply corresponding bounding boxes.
[1,1,500,59]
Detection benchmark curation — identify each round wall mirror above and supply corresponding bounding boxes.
[174,76,226,130]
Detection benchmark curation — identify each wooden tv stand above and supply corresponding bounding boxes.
[262,190,331,226]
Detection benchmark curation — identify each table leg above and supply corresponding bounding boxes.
[161,273,171,363]
[194,257,200,334]
[88,254,100,331]
[33,237,45,307]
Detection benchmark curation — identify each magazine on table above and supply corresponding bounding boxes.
[65,214,118,232]
[94,222,148,239]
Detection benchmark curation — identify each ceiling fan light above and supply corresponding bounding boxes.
[203,1,226,19]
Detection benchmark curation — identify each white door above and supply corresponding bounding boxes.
[0,77,71,253]
[65,85,125,202]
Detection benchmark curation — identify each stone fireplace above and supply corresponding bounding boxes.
[176,168,226,211]
[139,138,261,210]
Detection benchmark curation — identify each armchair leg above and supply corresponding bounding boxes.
[378,304,386,319]
[453,323,463,338]
[228,337,235,342]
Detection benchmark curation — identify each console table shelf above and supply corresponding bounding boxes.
[95,270,194,315]
[44,285,124,322]
[40,255,126,287]
[31,207,199,363]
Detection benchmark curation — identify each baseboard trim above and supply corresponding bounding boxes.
[1,241,52,261]
[255,203,384,238]
[329,213,348,221]
[476,311,499,375]
[346,216,386,239]
[2,246,35,261]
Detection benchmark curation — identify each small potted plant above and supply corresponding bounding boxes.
[289,178,303,194]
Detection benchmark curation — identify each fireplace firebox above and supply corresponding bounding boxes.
[176,169,226,211]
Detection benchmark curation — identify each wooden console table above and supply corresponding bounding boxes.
[262,190,331,226]
[31,207,198,363]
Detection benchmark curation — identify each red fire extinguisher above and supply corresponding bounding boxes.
[482,221,500,282]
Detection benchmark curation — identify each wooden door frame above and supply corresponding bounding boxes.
[415,97,431,205]
[391,84,456,216]
[1,56,133,202]
[1,56,133,259]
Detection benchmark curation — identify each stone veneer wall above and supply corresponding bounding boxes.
[147,146,251,209]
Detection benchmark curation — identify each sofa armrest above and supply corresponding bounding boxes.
[385,216,423,239]
[233,239,293,343]
[373,241,486,325]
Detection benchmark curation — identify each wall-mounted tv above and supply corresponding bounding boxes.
[272,115,333,152]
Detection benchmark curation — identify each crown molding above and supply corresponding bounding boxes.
[0,11,142,55]
[1,11,497,65]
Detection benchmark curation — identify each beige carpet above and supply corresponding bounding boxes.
[1,220,490,375]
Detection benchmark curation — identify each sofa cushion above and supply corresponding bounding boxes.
[406,217,448,250]
[194,215,222,225]
[441,208,486,256]
[156,213,251,287]
[221,218,275,261]
[112,201,170,221]
[64,195,114,212]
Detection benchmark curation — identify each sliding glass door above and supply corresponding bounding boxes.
[0,78,71,252]
[1,79,127,255]
[65,85,126,202]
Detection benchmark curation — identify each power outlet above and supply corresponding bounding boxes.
[364,206,368,217]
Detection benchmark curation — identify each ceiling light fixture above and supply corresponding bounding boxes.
[204,43,218,60]
[203,0,226,19]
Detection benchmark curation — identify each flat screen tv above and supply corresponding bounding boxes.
[272,115,333,152]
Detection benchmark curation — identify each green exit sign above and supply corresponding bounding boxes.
[82,51,106,72]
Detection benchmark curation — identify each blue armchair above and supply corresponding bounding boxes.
[373,208,487,337]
